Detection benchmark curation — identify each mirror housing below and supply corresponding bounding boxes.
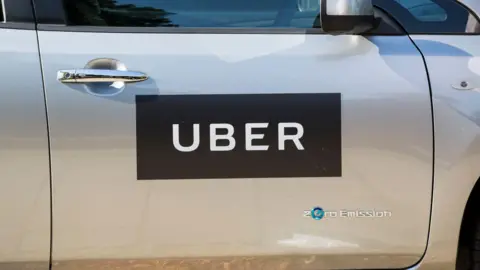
[320,0,377,34]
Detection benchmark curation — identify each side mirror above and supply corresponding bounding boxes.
[320,0,377,34]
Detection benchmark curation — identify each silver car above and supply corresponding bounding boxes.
[1,0,479,269]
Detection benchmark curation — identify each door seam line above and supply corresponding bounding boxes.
[406,33,436,266]
[32,25,54,270]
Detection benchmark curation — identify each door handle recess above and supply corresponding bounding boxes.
[57,69,148,84]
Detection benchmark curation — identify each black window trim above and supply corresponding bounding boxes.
[0,22,35,29]
[31,0,480,35]
[1,0,4,22]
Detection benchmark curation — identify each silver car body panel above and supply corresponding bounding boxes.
[37,31,433,269]
[411,35,480,270]
[0,29,50,269]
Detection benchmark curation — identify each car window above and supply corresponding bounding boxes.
[58,0,478,34]
[393,0,447,21]
[372,0,480,34]
[62,0,322,28]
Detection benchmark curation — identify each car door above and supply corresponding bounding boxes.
[0,0,51,269]
[393,0,480,267]
[33,0,433,269]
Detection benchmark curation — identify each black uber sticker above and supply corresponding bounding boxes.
[136,94,342,180]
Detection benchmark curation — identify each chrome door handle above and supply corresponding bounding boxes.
[57,69,148,83]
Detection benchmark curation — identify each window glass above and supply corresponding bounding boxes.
[393,0,447,21]
[376,0,480,34]
[62,0,322,28]
[61,0,478,34]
